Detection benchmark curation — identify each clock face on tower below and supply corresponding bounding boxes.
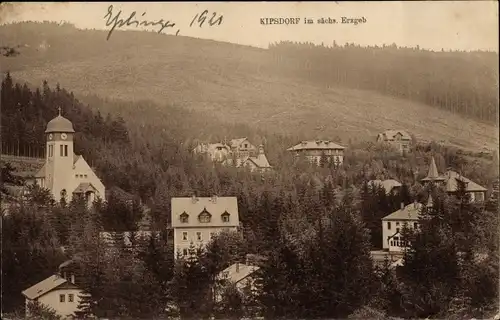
[48,134,53,140]
[61,133,68,140]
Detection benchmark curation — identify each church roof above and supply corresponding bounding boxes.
[34,164,46,178]
[73,182,98,194]
[32,154,80,178]
[45,115,75,133]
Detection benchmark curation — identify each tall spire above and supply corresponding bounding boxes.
[58,106,62,116]
[425,156,440,181]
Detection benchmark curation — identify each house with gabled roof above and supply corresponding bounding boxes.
[171,195,240,258]
[228,137,256,157]
[216,262,262,303]
[223,145,272,173]
[377,130,412,154]
[381,199,434,253]
[287,140,345,166]
[421,156,487,202]
[22,274,83,319]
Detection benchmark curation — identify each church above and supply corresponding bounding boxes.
[32,110,105,205]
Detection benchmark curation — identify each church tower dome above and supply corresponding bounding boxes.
[45,110,75,133]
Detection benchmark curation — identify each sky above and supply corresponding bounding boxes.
[1,1,498,51]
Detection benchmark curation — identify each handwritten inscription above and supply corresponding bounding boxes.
[104,5,224,41]
[190,10,224,28]
[104,5,177,40]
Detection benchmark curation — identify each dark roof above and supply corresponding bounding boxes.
[45,115,75,133]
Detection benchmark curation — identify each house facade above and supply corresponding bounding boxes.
[224,145,272,173]
[421,157,487,202]
[29,110,105,206]
[171,196,240,258]
[22,274,83,319]
[377,130,412,154]
[228,138,257,158]
[381,201,426,252]
[287,140,345,166]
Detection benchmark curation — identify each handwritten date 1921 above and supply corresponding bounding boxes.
[190,10,223,28]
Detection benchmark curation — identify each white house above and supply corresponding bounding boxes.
[31,110,105,206]
[22,274,83,319]
[171,195,240,258]
[381,200,431,252]
[287,140,345,166]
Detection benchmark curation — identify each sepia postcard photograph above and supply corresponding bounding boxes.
[0,1,499,319]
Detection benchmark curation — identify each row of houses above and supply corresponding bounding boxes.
[193,129,412,170]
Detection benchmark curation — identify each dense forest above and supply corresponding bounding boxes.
[1,75,499,319]
[269,41,499,124]
[2,162,498,319]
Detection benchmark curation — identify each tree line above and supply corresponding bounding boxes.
[268,41,498,124]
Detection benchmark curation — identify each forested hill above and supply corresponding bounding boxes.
[268,41,498,124]
[1,73,129,156]
[0,22,498,152]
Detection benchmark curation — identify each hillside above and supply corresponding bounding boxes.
[1,22,498,152]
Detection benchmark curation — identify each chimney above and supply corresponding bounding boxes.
[191,194,197,204]
[71,274,75,284]
[236,262,240,273]
[211,195,217,203]
[400,202,405,210]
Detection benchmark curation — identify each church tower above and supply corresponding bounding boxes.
[45,108,75,203]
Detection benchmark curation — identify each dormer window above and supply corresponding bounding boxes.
[180,211,189,223]
[198,208,212,223]
[221,211,230,223]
